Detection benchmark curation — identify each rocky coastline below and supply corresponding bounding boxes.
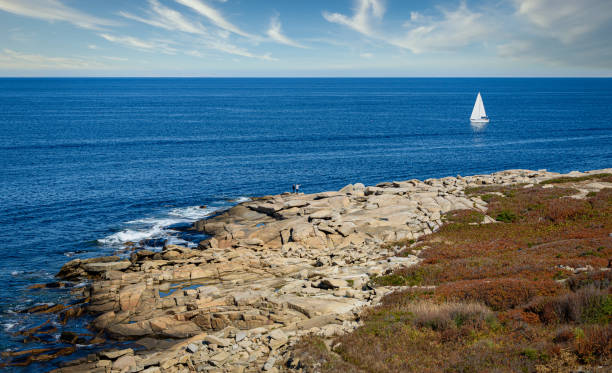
[9,168,612,373]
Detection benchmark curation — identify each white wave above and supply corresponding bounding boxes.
[98,226,166,246]
[125,217,184,226]
[99,205,219,247]
[165,236,193,247]
[168,205,219,220]
[98,199,246,248]
[11,270,23,276]
[3,322,16,331]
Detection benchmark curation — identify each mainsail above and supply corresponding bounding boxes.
[470,92,487,120]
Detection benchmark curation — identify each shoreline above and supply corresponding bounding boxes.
[6,167,612,372]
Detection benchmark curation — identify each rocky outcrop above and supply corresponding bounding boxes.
[47,168,612,373]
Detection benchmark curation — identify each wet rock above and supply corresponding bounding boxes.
[118,282,145,312]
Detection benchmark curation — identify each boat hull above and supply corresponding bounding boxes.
[470,118,490,123]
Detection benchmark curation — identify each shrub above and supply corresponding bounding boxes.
[573,324,612,363]
[567,270,612,291]
[373,266,442,287]
[552,326,576,344]
[542,198,591,222]
[290,336,359,373]
[436,278,563,311]
[496,210,517,223]
[405,301,492,331]
[443,209,485,224]
[526,287,612,324]
[588,187,612,211]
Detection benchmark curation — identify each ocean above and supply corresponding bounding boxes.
[1,78,611,370]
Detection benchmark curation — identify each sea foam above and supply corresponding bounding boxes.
[97,199,247,248]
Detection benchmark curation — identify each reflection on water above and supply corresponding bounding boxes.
[470,121,488,146]
[470,121,488,132]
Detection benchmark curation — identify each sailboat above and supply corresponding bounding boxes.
[470,92,489,124]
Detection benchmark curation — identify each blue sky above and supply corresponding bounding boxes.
[0,0,610,76]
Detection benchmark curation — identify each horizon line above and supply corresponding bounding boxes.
[1,76,611,79]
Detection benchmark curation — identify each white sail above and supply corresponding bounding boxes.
[470,92,488,122]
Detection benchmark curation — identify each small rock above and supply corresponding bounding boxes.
[204,335,232,347]
[210,351,230,366]
[112,354,136,371]
[315,278,347,290]
[309,209,334,220]
[100,348,133,360]
[269,329,286,341]
[186,342,199,353]
[263,356,277,371]
[235,331,247,342]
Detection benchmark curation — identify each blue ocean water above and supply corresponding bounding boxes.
[0,78,611,370]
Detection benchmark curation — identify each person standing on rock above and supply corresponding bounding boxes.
[292,184,296,193]
[295,184,300,194]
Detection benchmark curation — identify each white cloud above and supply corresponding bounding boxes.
[323,0,385,37]
[323,1,490,54]
[514,0,612,43]
[503,0,612,68]
[0,0,114,30]
[174,0,254,38]
[266,15,307,48]
[120,0,207,35]
[205,39,277,61]
[118,0,273,60]
[391,2,491,54]
[360,52,373,58]
[99,34,177,54]
[103,56,129,61]
[0,49,105,69]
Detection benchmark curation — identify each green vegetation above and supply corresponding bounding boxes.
[495,210,517,223]
[540,173,612,185]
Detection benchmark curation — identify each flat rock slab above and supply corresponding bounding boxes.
[83,261,131,273]
[279,295,365,318]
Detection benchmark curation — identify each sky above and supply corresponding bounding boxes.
[0,0,611,77]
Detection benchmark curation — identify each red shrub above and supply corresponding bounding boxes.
[436,278,563,311]
[542,198,591,222]
[525,287,611,324]
[573,324,612,363]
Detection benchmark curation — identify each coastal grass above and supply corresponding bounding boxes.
[296,185,612,372]
[540,173,612,185]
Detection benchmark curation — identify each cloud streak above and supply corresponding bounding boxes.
[0,0,114,30]
[323,0,385,37]
[117,0,274,60]
[174,0,254,39]
[120,0,207,35]
[99,34,177,54]
[0,49,105,69]
[266,15,307,48]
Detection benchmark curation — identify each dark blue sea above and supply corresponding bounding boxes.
[1,78,611,370]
